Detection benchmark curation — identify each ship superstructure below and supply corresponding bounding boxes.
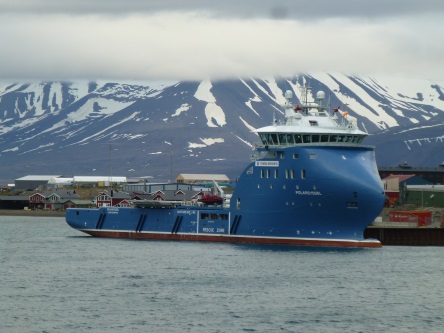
[66,85,385,248]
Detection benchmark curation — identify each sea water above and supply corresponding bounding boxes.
[1,216,443,333]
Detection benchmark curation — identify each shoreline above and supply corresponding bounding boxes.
[0,209,66,217]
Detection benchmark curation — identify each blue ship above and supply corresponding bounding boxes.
[66,85,385,248]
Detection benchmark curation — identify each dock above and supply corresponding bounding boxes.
[365,207,444,245]
[365,225,444,246]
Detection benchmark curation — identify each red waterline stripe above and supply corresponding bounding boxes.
[80,229,382,248]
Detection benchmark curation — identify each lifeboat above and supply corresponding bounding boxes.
[199,194,224,205]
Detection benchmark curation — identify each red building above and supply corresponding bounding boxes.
[96,191,131,207]
[382,174,430,207]
[29,193,46,210]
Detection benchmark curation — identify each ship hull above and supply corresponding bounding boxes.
[66,144,385,248]
[77,228,381,248]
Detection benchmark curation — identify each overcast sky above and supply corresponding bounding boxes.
[1,0,443,82]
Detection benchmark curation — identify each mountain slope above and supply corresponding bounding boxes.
[0,75,443,183]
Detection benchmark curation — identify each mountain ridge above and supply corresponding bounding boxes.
[1,75,443,183]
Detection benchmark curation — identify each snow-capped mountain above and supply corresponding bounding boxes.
[0,75,443,183]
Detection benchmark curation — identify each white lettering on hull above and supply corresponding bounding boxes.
[255,161,279,167]
[295,191,322,196]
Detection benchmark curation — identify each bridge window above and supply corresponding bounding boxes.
[303,135,311,143]
[286,134,294,144]
[260,134,268,145]
[271,134,278,145]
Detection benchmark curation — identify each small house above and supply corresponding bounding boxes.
[43,190,81,210]
[29,193,47,210]
[96,190,130,207]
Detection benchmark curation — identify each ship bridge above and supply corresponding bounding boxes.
[255,85,367,148]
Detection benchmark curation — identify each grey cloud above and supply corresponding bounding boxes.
[1,1,443,82]
[1,0,444,19]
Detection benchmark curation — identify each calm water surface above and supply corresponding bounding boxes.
[1,216,443,333]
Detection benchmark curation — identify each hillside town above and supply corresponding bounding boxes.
[1,169,443,225]
[0,173,232,214]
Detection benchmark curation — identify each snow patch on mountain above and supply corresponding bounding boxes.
[48,82,63,113]
[20,142,55,155]
[201,138,224,145]
[194,80,216,103]
[118,134,145,140]
[239,116,257,132]
[194,80,226,127]
[251,79,281,104]
[95,82,172,100]
[172,103,191,117]
[0,116,45,134]
[311,73,399,129]
[395,123,444,134]
[77,98,133,120]
[188,137,224,148]
[404,136,444,150]
[239,79,263,117]
[19,83,50,116]
[262,78,287,106]
[235,135,253,148]
[68,81,90,101]
[2,146,19,153]
[69,111,139,146]
[188,143,206,148]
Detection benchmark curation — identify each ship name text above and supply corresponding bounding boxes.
[295,191,322,196]
[177,210,197,215]
[255,161,279,167]
[106,207,119,214]
[202,227,225,233]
